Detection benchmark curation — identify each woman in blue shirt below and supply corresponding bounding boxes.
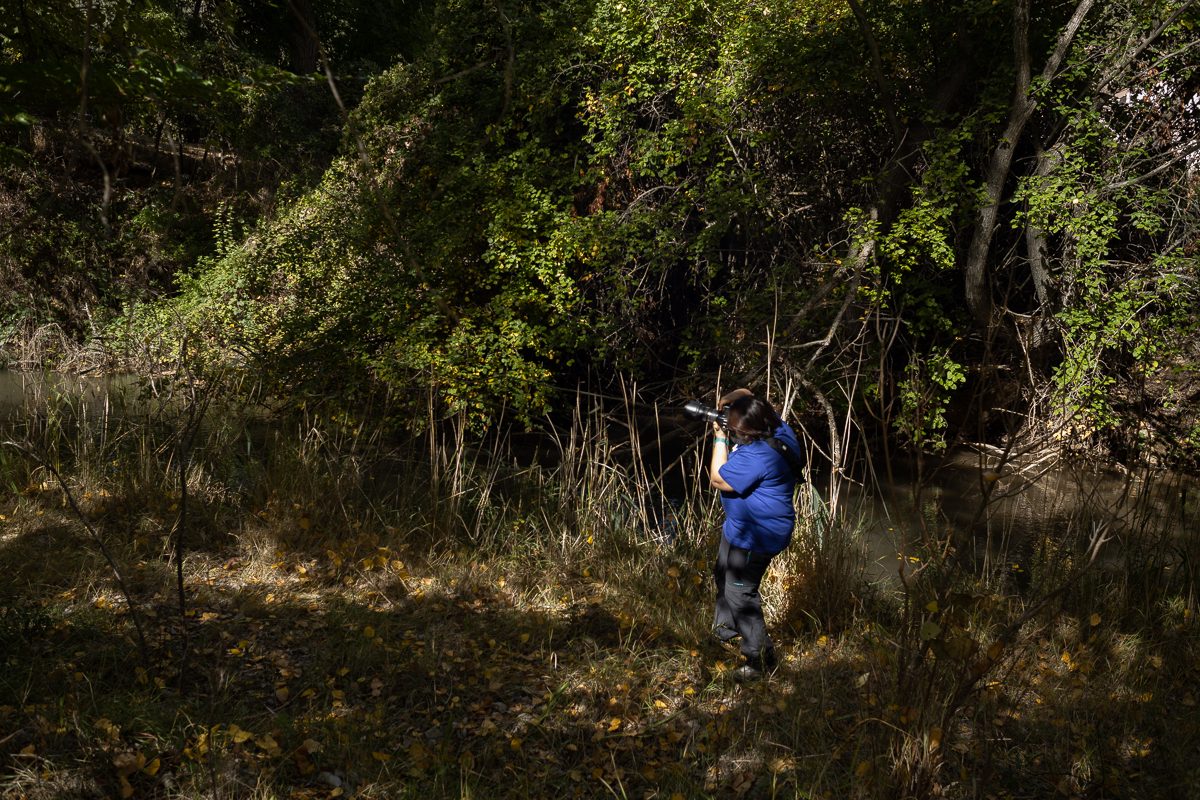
[709,388,799,680]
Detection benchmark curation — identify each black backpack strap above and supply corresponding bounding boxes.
[763,436,806,479]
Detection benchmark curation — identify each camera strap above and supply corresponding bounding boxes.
[763,436,806,480]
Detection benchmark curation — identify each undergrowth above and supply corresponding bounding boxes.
[1,379,1198,799]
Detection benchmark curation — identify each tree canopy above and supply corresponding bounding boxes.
[2,0,1198,453]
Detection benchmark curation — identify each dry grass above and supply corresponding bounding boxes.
[1,387,1199,799]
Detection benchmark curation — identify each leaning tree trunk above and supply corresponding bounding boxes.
[963,0,1095,328]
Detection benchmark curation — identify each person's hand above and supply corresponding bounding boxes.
[712,421,724,437]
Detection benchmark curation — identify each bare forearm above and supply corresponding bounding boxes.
[709,432,734,491]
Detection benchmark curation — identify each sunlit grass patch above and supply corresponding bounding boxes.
[3,390,1200,798]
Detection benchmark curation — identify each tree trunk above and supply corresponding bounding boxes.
[963,0,1095,327]
[289,0,319,76]
[1024,140,1064,309]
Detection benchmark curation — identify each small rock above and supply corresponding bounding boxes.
[424,726,443,743]
[493,702,508,713]
[317,772,342,788]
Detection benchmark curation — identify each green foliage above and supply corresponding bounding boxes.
[1012,64,1199,427]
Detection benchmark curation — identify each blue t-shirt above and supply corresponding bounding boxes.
[717,420,799,554]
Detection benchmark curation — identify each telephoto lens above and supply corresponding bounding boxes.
[683,400,728,429]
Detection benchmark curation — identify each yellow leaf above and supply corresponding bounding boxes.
[925,601,939,613]
[229,725,252,743]
[363,626,375,639]
[372,751,391,761]
[608,717,622,731]
[593,767,605,779]
[256,734,278,750]
[510,737,522,749]
[276,687,289,702]
[19,744,34,755]
[302,739,322,753]
[671,795,685,800]
[1089,613,1101,626]
[667,566,680,578]
[299,517,310,530]
[489,681,502,691]
[987,642,1003,660]
[331,789,344,797]
[928,728,943,750]
[855,760,873,776]
[520,633,530,644]
[640,766,657,780]
[119,775,134,798]
[654,700,668,709]
[142,758,160,776]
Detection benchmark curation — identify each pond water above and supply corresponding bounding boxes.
[0,370,145,421]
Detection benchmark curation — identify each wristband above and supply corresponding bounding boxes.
[713,438,728,445]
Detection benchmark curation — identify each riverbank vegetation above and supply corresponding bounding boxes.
[3,0,1200,797]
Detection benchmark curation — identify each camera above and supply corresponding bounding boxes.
[683,399,730,430]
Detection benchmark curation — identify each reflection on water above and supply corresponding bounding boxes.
[835,448,1200,582]
[0,370,145,422]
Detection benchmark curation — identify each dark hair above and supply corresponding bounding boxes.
[726,395,779,442]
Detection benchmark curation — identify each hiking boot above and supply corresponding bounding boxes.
[732,663,764,681]
[732,651,778,681]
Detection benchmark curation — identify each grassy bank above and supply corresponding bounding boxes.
[1,386,1198,799]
